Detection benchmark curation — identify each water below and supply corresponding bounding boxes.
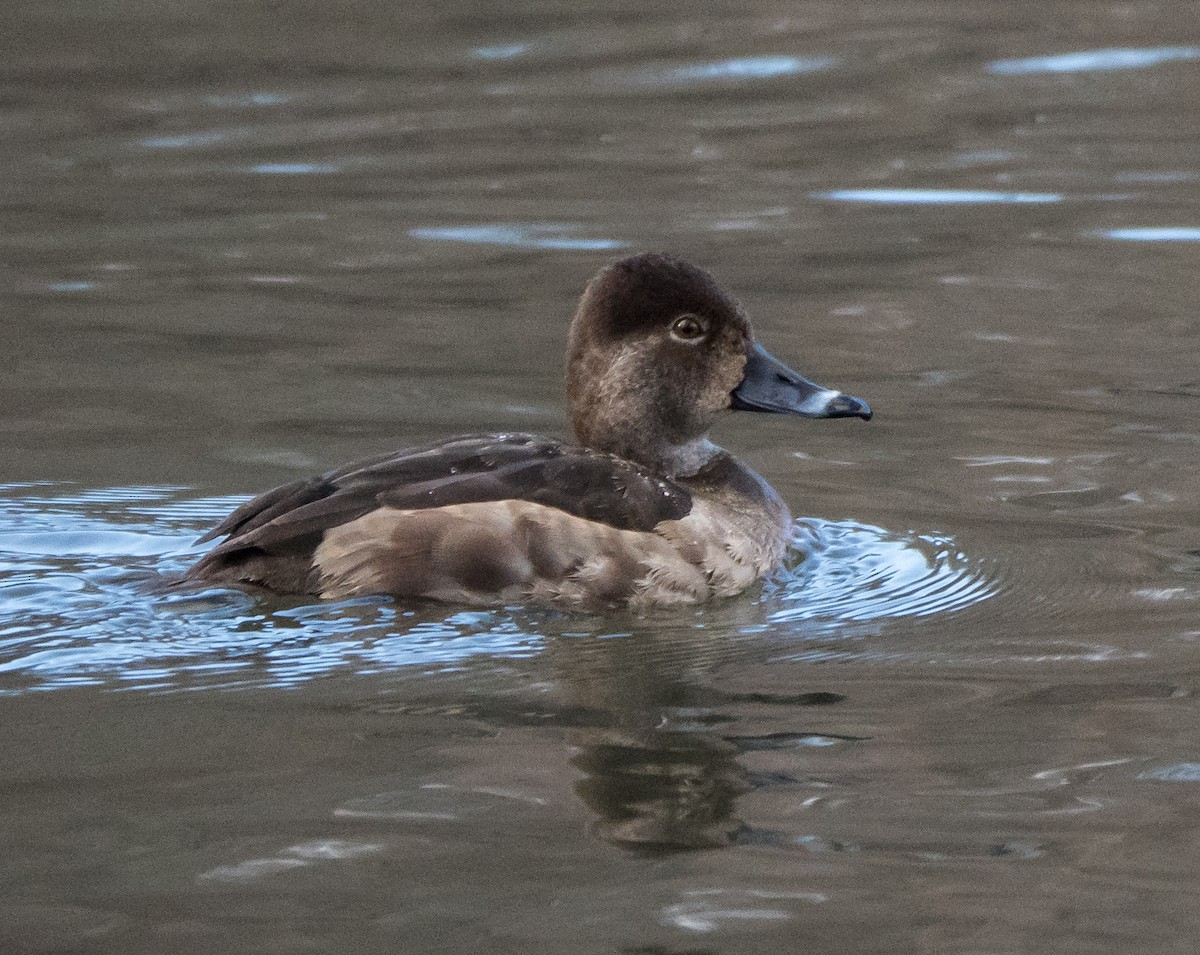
[3,0,1199,951]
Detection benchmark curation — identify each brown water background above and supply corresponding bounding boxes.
[2,1,1199,952]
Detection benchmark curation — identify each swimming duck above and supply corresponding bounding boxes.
[188,253,870,609]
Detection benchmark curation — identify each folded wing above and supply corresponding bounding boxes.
[187,433,693,594]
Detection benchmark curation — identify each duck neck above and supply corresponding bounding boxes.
[580,426,721,479]
[647,436,721,478]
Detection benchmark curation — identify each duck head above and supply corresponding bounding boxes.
[566,253,871,476]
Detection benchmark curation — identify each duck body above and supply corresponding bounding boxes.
[189,432,790,610]
[187,254,870,610]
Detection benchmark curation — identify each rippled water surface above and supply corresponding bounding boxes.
[3,0,1199,952]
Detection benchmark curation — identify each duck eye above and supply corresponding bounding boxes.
[670,314,706,342]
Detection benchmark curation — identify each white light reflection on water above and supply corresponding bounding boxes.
[472,43,531,60]
[205,91,293,108]
[0,488,1001,694]
[988,46,1200,76]
[654,55,837,83]
[140,131,234,149]
[815,189,1062,205]
[250,162,342,175]
[1138,763,1200,783]
[596,55,838,92]
[1095,227,1200,242]
[410,225,625,250]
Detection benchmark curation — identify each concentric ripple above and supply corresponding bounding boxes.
[0,486,1000,694]
[770,518,1000,624]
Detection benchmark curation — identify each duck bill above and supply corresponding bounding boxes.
[731,342,872,420]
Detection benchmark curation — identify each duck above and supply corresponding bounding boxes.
[187,253,871,609]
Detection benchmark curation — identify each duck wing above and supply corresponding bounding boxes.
[187,433,692,591]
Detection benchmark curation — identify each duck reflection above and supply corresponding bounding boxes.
[549,627,751,853]
[572,715,748,851]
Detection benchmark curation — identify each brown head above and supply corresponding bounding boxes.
[566,253,870,477]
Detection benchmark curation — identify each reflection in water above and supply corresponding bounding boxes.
[572,725,749,852]
[551,632,856,852]
[559,631,749,851]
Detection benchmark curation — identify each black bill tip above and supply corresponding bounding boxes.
[824,393,873,421]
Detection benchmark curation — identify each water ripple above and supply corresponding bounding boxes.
[769,519,998,625]
[0,489,997,694]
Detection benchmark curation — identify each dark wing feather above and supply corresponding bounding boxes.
[195,477,336,544]
[188,433,692,588]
